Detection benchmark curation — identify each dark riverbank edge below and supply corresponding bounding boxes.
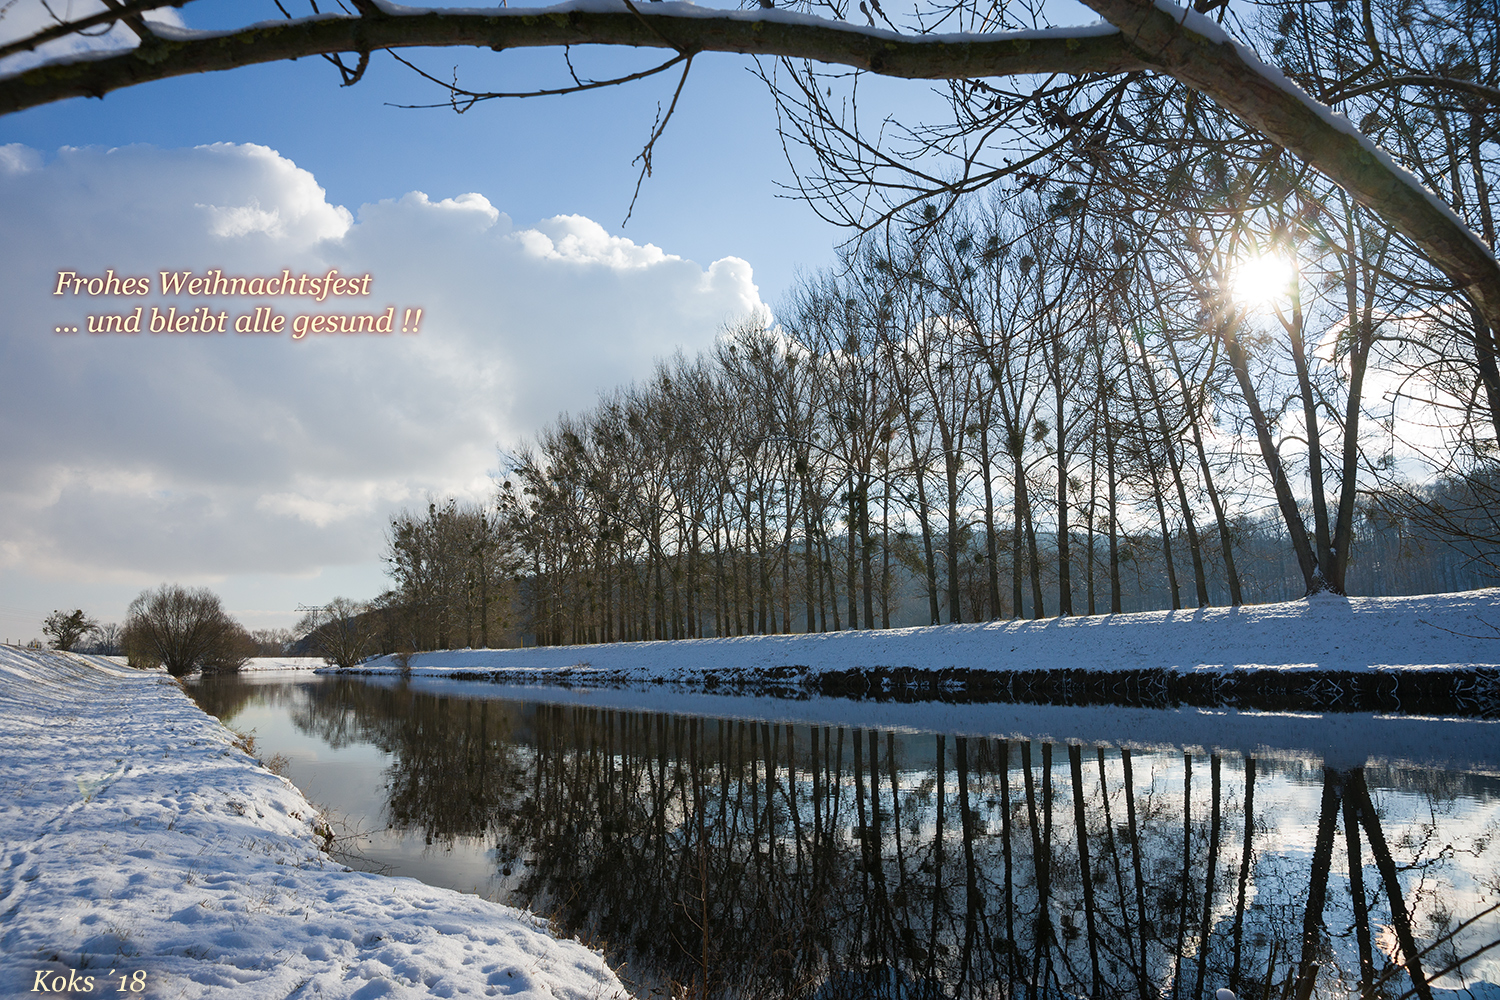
[332,662,1500,716]
[333,591,1500,717]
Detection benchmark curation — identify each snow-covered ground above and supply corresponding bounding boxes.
[0,645,630,1000]
[96,656,323,673]
[354,589,1500,679]
[238,656,323,672]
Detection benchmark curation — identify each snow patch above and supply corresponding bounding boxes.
[356,589,1500,678]
[0,646,630,1000]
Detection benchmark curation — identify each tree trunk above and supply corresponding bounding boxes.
[1216,311,1321,593]
[1163,334,1244,605]
[1069,745,1101,994]
[1348,768,1434,1000]
[1055,372,1074,616]
[1139,327,1210,606]
[1293,767,1344,1000]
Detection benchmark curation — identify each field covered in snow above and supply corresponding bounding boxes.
[0,646,629,1000]
[238,656,324,673]
[357,589,1500,679]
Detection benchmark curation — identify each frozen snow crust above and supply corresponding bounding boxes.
[351,590,1500,715]
[0,646,629,1000]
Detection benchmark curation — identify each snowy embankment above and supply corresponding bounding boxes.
[238,656,324,672]
[358,589,1500,676]
[98,656,323,673]
[348,591,1500,713]
[0,646,629,1000]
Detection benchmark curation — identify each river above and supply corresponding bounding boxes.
[187,672,1500,1000]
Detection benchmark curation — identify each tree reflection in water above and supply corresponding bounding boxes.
[266,680,1500,1000]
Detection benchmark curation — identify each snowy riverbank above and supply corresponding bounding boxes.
[0,646,629,1000]
[347,591,1500,712]
[238,656,323,672]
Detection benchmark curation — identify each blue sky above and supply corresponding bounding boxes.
[3,23,843,305]
[0,4,865,640]
[0,0,1106,641]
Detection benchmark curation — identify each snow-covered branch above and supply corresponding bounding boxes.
[3,0,1496,350]
[1076,0,1500,370]
[0,3,1145,115]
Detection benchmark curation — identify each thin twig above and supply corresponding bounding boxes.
[1415,616,1500,641]
[383,47,690,110]
[623,53,694,227]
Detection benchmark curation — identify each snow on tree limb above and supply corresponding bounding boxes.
[0,5,1146,115]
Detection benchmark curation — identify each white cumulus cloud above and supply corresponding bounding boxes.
[0,141,764,621]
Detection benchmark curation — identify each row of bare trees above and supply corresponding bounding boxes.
[361,0,1500,649]
[500,176,1493,644]
[280,498,527,663]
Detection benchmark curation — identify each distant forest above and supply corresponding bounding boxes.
[368,488,1493,654]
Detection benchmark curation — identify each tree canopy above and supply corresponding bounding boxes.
[123,584,254,675]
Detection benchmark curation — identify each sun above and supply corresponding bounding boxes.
[1231,252,1298,308]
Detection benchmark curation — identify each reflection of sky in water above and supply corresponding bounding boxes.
[192,672,1500,1000]
[213,685,511,899]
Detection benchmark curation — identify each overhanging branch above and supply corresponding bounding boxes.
[3,0,1496,343]
[1076,0,1500,352]
[0,0,187,62]
[0,7,1147,115]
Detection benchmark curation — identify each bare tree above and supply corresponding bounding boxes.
[386,498,520,650]
[297,597,379,669]
[83,620,125,655]
[250,627,296,656]
[42,608,98,651]
[122,584,251,676]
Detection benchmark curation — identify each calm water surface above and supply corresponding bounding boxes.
[187,673,1500,1000]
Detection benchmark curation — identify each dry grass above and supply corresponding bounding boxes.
[227,727,291,777]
